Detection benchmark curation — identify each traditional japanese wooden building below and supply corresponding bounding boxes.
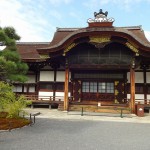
[15,10,150,114]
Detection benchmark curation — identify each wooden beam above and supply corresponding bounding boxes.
[130,68,135,113]
[64,67,69,111]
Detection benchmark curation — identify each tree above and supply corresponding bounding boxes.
[0,26,28,82]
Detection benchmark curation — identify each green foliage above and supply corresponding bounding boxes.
[0,81,13,111]
[8,74,28,83]
[0,81,31,118]
[2,50,20,62]
[0,30,7,42]
[0,57,28,82]
[0,57,7,80]
[0,26,28,82]
[3,27,20,40]
[4,95,31,118]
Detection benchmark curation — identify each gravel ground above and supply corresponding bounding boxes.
[1,109,150,150]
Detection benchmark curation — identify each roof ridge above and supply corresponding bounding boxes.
[56,27,82,31]
[16,42,50,45]
[119,25,142,30]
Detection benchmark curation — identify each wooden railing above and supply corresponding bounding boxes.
[23,95,150,105]
[24,95,64,102]
[135,99,150,105]
[125,98,150,105]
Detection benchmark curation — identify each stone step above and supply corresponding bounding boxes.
[58,103,64,111]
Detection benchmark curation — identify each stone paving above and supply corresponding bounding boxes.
[1,108,150,150]
[24,108,150,124]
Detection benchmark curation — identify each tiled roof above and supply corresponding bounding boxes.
[48,28,81,47]
[115,26,150,46]
[37,26,150,53]
[16,42,49,61]
[17,26,150,60]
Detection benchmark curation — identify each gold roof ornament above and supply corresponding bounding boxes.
[126,42,139,54]
[90,36,111,43]
[63,42,77,56]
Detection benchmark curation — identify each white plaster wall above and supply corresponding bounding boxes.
[146,72,150,83]
[127,72,143,83]
[57,71,65,82]
[127,94,130,99]
[127,94,144,99]
[38,91,70,101]
[127,72,130,83]
[135,94,144,104]
[13,86,22,92]
[26,75,36,83]
[55,92,64,101]
[127,94,144,104]
[38,91,53,100]
[147,95,150,100]
[29,86,35,92]
[56,71,71,82]
[55,92,64,97]
[135,72,143,83]
[54,92,70,100]
[40,71,54,81]
[24,86,27,92]
[135,94,144,99]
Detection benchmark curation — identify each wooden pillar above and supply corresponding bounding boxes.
[143,68,147,104]
[53,69,57,97]
[27,84,29,94]
[35,71,40,95]
[22,84,24,93]
[64,67,69,111]
[130,68,135,113]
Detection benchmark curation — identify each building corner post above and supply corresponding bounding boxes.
[64,61,69,111]
[130,67,135,113]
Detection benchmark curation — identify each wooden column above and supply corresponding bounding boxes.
[130,68,135,113]
[22,84,24,93]
[143,68,147,104]
[64,67,69,111]
[35,71,40,95]
[53,69,57,97]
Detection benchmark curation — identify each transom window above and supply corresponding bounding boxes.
[82,82,114,93]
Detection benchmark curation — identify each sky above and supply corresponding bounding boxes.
[0,0,150,42]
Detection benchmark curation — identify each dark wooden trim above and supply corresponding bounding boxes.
[22,84,24,93]
[39,69,54,71]
[27,84,29,94]
[70,64,129,70]
[39,89,53,92]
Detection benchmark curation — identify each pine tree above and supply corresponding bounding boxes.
[0,26,28,82]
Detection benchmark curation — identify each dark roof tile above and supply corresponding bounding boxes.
[17,42,49,61]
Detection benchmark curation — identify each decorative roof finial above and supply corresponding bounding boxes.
[94,9,108,18]
[87,9,115,25]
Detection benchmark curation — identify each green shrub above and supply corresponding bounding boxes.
[0,81,13,111]
[0,81,31,118]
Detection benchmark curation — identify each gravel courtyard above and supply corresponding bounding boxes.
[1,115,150,150]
